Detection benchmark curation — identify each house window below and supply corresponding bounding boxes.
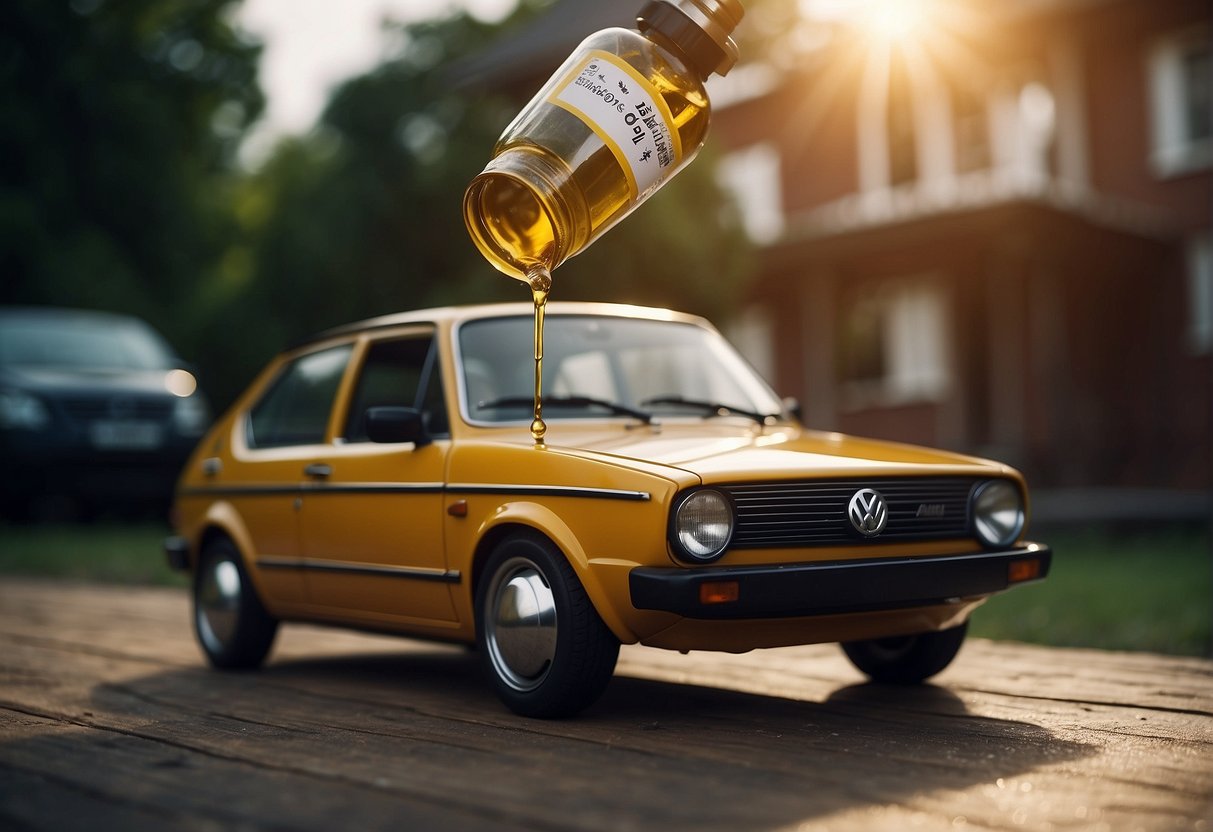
[887,52,918,186]
[1188,234,1213,353]
[716,143,784,244]
[1148,27,1212,177]
[951,78,991,174]
[856,46,953,195]
[839,277,950,405]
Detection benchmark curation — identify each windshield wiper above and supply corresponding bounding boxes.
[477,395,654,425]
[640,395,778,425]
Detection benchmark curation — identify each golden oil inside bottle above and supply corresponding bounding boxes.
[463,28,712,280]
[467,172,560,280]
[527,265,551,445]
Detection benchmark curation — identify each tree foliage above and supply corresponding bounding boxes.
[0,0,261,332]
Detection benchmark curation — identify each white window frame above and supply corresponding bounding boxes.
[716,142,784,245]
[1187,233,1213,354]
[840,275,952,409]
[1147,25,1212,178]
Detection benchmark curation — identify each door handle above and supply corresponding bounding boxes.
[304,463,333,479]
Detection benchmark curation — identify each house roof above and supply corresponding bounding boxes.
[449,0,1129,92]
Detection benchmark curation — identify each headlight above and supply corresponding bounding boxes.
[670,489,735,563]
[0,389,50,430]
[971,480,1025,548]
[165,369,198,398]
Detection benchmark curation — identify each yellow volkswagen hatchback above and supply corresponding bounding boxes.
[166,302,1050,717]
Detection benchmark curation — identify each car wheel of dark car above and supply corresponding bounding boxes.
[841,621,968,684]
[476,532,620,718]
[193,537,279,669]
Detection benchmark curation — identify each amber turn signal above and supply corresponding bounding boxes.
[699,580,740,605]
[1008,558,1042,583]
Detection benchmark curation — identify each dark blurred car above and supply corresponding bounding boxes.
[0,307,211,520]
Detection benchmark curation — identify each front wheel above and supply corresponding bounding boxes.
[476,532,619,718]
[193,537,279,669]
[841,621,968,684]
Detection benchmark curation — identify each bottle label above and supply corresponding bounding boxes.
[549,50,683,199]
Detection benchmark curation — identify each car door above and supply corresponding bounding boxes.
[298,328,457,624]
[234,342,356,607]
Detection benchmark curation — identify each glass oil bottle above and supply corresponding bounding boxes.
[462,0,745,444]
[463,0,745,281]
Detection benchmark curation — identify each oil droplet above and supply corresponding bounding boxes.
[527,265,551,445]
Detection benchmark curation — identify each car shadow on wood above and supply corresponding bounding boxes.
[61,646,1099,831]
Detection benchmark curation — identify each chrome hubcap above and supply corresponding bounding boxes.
[197,558,242,654]
[485,557,557,692]
[869,635,916,660]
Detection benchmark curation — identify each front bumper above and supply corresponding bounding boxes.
[629,544,1051,620]
[164,536,191,572]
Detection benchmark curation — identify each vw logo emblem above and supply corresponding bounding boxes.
[848,488,888,537]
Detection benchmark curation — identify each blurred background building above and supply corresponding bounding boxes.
[458,0,1212,521]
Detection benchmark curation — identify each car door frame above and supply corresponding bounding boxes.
[293,325,459,628]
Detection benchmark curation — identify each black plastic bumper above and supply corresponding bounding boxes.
[164,536,191,572]
[629,545,1051,620]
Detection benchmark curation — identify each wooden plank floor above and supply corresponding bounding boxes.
[1,578,1210,831]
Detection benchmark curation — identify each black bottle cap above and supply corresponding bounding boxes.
[636,0,744,79]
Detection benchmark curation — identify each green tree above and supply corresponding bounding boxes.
[198,11,525,406]
[0,0,262,341]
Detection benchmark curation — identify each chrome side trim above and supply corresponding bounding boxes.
[181,482,646,501]
[446,483,651,502]
[179,485,299,497]
[256,556,461,584]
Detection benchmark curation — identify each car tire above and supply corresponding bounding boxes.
[841,621,968,684]
[193,537,279,670]
[476,532,620,718]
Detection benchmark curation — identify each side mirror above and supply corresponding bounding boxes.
[365,406,431,447]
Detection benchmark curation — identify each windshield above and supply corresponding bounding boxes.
[458,314,784,425]
[0,313,178,371]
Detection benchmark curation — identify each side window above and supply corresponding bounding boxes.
[343,336,448,442]
[247,344,353,449]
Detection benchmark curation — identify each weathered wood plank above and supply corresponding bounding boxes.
[1,579,1210,831]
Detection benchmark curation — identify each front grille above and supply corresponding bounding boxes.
[60,396,174,424]
[724,477,978,548]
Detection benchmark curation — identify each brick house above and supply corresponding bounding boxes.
[458,0,1211,510]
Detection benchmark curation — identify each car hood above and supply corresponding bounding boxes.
[0,366,177,397]
[531,422,1015,483]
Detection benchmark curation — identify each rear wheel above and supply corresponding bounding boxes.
[476,532,619,718]
[193,537,278,669]
[841,621,968,684]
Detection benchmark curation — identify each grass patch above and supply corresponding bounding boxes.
[969,529,1211,657]
[0,523,187,587]
[1,523,1209,656]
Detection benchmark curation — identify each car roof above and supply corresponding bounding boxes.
[294,301,714,350]
[0,306,147,327]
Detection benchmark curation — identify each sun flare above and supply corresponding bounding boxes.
[801,0,940,45]
[860,0,931,42]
